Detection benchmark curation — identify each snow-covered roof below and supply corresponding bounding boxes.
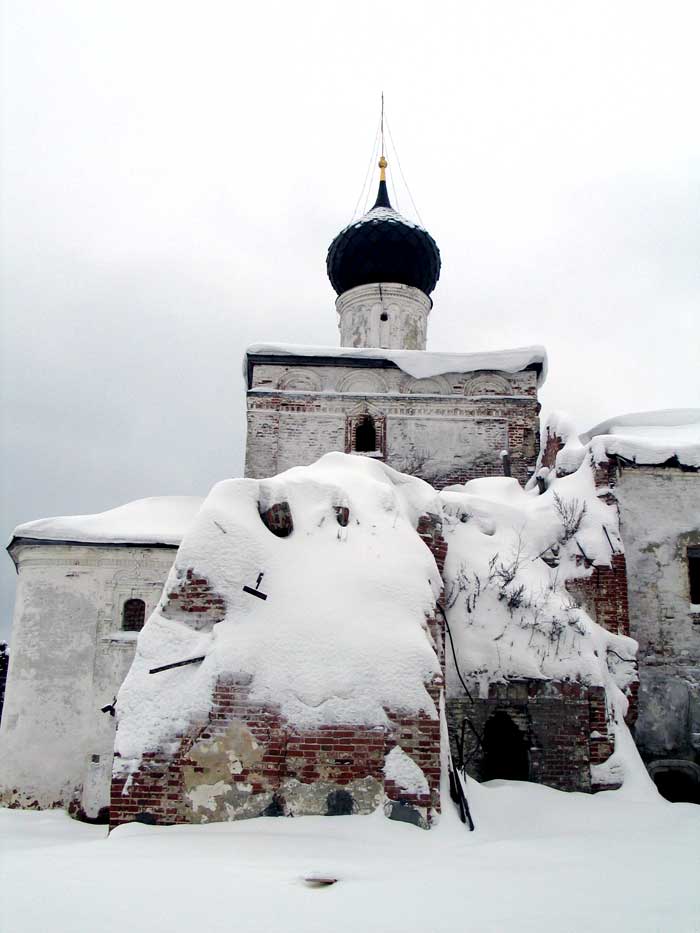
[10,496,204,548]
[246,344,548,386]
[581,409,700,469]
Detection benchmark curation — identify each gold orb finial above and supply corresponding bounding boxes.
[379,154,387,181]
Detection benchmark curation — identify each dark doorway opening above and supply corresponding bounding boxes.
[355,416,377,453]
[653,767,700,804]
[481,711,530,782]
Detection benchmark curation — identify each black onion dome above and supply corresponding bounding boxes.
[327,178,441,297]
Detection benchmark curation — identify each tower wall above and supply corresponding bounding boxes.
[0,543,175,818]
[336,283,431,350]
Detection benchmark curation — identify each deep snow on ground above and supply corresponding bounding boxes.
[2,781,699,933]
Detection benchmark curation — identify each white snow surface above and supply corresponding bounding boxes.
[115,453,443,767]
[2,779,698,933]
[383,746,430,796]
[582,408,700,468]
[11,496,203,546]
[245,343,548,385]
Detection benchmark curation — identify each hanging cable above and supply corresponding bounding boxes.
[436,602,474,703]
[388,166,401,211]
[350,118,381,223]
[385,114,425,227]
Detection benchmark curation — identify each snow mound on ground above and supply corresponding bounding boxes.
[115,453,443,768]
[582,408,700,469]
[245,343,548,386]
[10,496,203,546]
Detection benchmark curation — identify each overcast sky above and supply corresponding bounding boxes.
[1,1,699,642]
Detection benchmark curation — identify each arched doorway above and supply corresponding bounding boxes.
[481,711,530,781]
[649,760,700,804]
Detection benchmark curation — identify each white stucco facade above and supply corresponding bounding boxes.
[614,465,700,766]
[336,282,432,350]
[0,542,177,817]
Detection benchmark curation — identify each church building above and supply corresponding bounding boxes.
[0,149,697,824]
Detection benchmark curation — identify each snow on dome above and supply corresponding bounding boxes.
[581,409,700,469]
[114,453,444,769]
[245,343,548,386]
[326,178,441,297]
[10,496,204,547]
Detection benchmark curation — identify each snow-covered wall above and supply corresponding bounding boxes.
[0,543,176,817]
[614,466,700,764]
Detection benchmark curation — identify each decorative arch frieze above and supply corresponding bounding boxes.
[463,372,513,397]
[276,369,322,392]
[399,374,452,396]
[337,371,389,394]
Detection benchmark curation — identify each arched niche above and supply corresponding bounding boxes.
[463,372,513,397]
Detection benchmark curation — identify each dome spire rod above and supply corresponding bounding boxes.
[373,91,391,209]
[380,91,386,179]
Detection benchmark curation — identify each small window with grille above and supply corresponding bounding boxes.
[689,547,700,606]
[122,598,146,632]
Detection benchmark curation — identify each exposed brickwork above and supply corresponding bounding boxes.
[111,675,443,828]
[160,569,226,629]
[259,501,294,537]
[567,554,631,639]
[446,680,617,793]
[416,513,448,576]
[540,429,564,470]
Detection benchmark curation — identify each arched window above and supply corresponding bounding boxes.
[122,598,146,632]
[481,711,530,782]
[355,416,377,453]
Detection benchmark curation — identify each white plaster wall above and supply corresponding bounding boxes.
[0,543,175,815]
[336,283,432,350]
[387,416,509,483]
[615,467,700,761]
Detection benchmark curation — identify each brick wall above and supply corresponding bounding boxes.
[160,568,226,630]
[446,680,618,793]
[111,675,443,829]
[540,429,564,470]
[567,554,631,639]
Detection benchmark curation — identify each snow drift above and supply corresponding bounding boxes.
[114,453,444,770]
